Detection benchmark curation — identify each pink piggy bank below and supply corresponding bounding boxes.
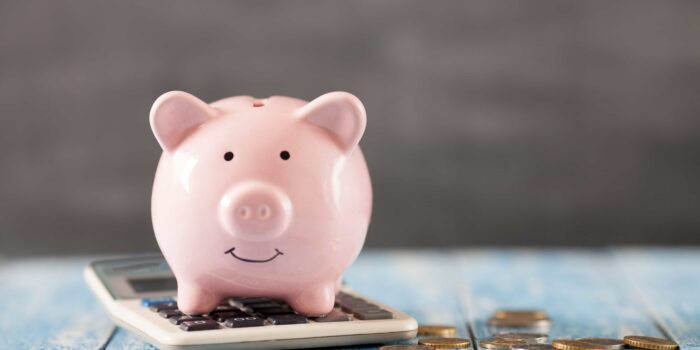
[149,90,372,316]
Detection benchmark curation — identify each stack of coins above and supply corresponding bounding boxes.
[547,336,680,350]
[417,325,458,337]
[380,333,679,350]
[416,324,470,349]
[380,314,680,350]
[479,332,547,349]
[418,337,472,349]
[488,310,551,328]
[624,336,679,350]
[380,324,471,350]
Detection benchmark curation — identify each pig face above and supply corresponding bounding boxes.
[149,91,371,315]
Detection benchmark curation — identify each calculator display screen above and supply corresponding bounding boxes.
[91,256,177,299]
[128,277,178,293]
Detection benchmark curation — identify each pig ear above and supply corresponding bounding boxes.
[296,92,367,153]
[149,91,216,152]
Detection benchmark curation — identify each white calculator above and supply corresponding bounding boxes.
[84,256,418,349]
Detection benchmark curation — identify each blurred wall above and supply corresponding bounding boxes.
[1,0,700,256]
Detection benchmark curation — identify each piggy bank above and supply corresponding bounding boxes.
[149,91,372,316]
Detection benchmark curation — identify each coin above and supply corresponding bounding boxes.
[552,339,607,350]
[488,316,552,328]
[418,324,457,337]
[492,310,548,320]
[577,338,625,350]
[480,338,528,349]
[623,336,679,350]
[513,345,556,350]
[379,345,434,350]
[496,332,548,344]
[418,337,471,349]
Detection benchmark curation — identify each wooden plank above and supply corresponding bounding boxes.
[105,328,157,350]
[615,248,700,350]
[346,250,472,347]
[0,257,114,350]
[3,250,696,350]
[452,250,664,348]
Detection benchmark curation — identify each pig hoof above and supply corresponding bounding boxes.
[176,285,219,315]
[289,284,336,316]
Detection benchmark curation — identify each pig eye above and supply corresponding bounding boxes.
[224,151,234,161]
[280,150,290,160]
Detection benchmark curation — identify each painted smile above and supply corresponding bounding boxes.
[224,247,284,263]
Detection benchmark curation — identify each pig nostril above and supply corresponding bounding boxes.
[237,206,251,220]
[258,204,271,220]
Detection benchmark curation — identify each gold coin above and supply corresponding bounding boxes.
[418,337,471,349]
[417,325,457,337]
[379,345,434,350]
[623,336,679,350]
[577,338,625,350]
[496,332,548,344]
[488,316,551,328]
[492,310,548,320]
[481,338,528,349]
[552,339,607,350]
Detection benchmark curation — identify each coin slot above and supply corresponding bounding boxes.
[253,100,264,107]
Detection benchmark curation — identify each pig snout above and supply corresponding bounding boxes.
[219,182,292,240]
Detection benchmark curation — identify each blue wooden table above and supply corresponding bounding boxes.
[1,249,698,349]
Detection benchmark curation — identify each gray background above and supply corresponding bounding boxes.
[1,0,699,257]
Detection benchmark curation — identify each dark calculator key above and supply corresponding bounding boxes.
[224,316,266,328]
[237,297,275,305]
[159,309,184,318]
[247,302,282,309]
[179,319,220,331]
[169,315,210,325]
[211,305,240,313]
[255,307,295,316]
[267,314,308,325]
[337,298,369,307]
[212,311,249,322]
[337,294,363,302]
[149,302,178,312]
[313,308,351,323]
[353,309,393,320]
[341,303,378,313]
[350,304,381,312]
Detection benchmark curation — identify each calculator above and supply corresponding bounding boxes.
[84,256,418,349]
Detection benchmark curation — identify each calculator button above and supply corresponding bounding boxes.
[169,315,210,325]
[224,316,266,328]
[148,302,178,312]
[211,305,240,313]
[141,298,175,307]
[237,297,276,305]
[267,314,308,325]
[350,304,381,312]
[211,311,249,322]
[255,307,295,316]
[313,308,351,322]
[179,319,220,331]
[247,302,283,309]
[159,309,184,318]
[353,309,393,320]
[341,304,375,313]
[337,298,370,308]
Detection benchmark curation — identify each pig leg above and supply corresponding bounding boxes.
[288,283,336,316]
[176,282,219,315]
